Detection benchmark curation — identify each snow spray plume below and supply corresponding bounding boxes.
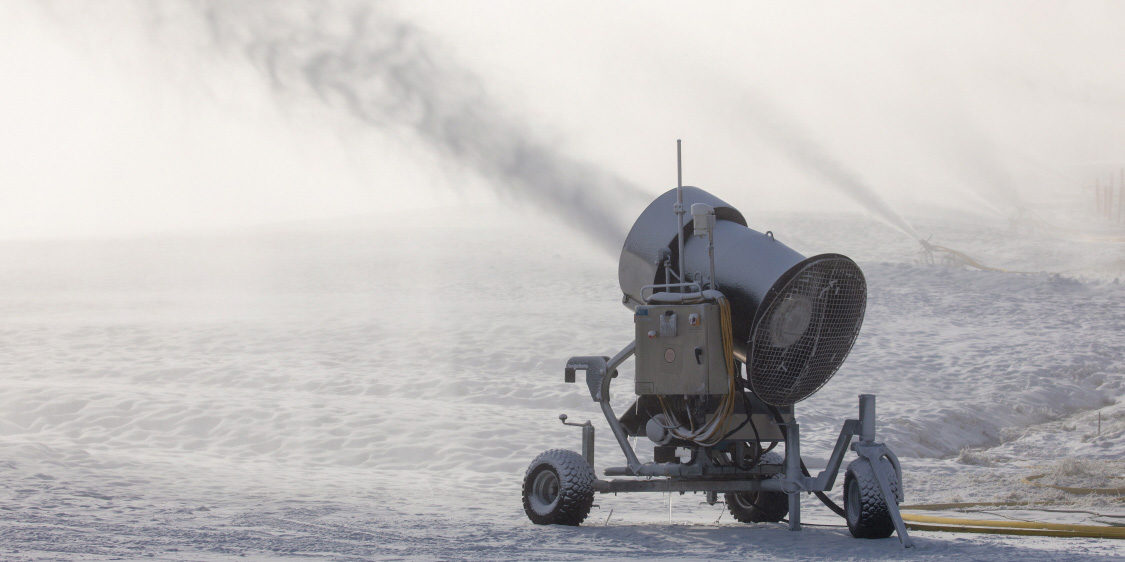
[186,0,647,254]
[739,95,923,242]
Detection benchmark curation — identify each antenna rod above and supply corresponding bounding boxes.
[675,140,686,289]
[677,140,683,188]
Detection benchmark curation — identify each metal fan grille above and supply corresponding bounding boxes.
[748,257,866,407]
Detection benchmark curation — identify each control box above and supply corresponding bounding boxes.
[633,302,729,395]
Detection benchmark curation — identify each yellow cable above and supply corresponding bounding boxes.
[904,522,1125,539]
[1021,474,1125,496]
[661,297,738,446]
[898,494,1125,539]
[901,501,1123,511]
[899,513,1125,536]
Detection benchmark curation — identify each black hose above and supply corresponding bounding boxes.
[720,389,761,453]
[720,364,764,469]
[764,403,847,519]
[801,459,846,518]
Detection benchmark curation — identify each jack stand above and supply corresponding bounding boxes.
[560,414,595,468]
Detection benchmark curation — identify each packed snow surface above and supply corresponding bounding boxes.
[1,205,1124,561]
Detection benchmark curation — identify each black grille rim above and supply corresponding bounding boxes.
[747,254,867,407]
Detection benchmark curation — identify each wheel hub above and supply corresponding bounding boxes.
[530,469,560,512]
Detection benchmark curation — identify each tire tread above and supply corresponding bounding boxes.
[522,449,596,526]
[724,451,788,524]
[844,457,900,539]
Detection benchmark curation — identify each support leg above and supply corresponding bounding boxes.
[867,454,914,549]
[786,422,801,531]
[788,493,801,531]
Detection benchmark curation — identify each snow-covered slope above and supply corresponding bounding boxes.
[1,207,1123,561]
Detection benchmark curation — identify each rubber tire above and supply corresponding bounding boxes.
[724,489,789,523]
[724,452,788,523]
[843,457,901,539]
[522,449,596,526]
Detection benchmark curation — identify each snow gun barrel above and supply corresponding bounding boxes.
[617,187,868,407]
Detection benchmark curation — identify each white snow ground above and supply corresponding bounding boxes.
[1,201,1124,561]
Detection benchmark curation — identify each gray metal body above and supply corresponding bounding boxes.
[633,302,727,395]
[563,344,912,548]
[618,187,867,408]
[619,187,746,305]
[619,187,805,361]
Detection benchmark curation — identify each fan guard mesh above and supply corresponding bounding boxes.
[748,256,866,407]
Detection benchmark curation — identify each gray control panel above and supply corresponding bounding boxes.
[634,303,729,395]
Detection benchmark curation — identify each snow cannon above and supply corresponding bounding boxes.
[522,143,913,547]
[619,186,866,407]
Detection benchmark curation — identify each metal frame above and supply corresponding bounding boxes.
[546,145,909,546]
[563,343,912,548]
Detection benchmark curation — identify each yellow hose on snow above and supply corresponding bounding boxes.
[900,513,1125,538]
[903,520,1125,539]
[899,490,1125,540]
[1021,473,1125,496]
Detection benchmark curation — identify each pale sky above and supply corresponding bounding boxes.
[2,0,1123,239]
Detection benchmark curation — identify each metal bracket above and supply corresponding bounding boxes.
[564,356,613,402]
[563,344,642,473]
